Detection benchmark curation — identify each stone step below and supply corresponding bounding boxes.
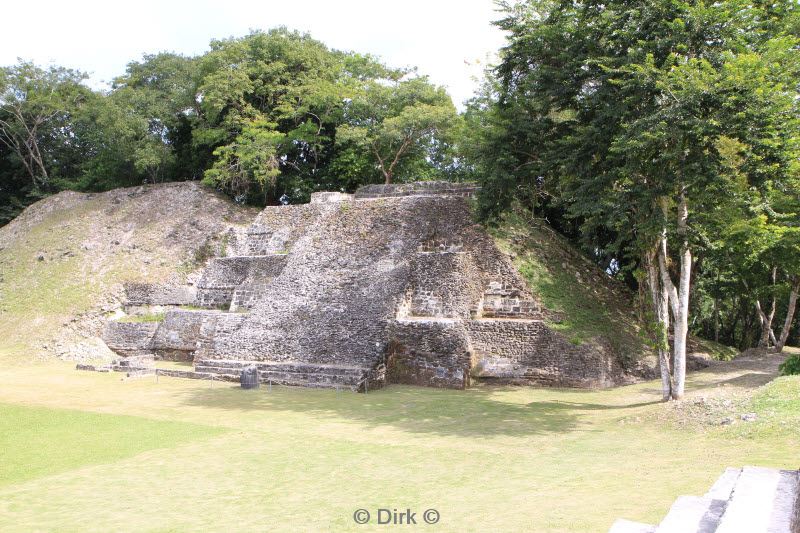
[655,495,725,533]
[193,366,364,387]
[609,466,800,533]
[194,359,368,376]
[76,363,112,373]
[705,467,742,501]
[156,368,364,391]
[160,360,378,391]
[608,519,656,533]
[716,466,800,533]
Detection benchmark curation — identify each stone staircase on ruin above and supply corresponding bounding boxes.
[100,197,381,391]
[609,466,800,533]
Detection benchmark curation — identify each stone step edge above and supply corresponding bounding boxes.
[704,467,742,501]
[715,466,794,533]
[155,369,362,390]
[654,495,725,533]
[193,367,364,383]
[193,359,370,372]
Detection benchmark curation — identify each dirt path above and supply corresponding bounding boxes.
[686,348,791,395]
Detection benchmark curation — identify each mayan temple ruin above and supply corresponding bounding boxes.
[99,182,651,391]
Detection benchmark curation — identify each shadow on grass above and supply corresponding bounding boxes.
[180,383,662,438]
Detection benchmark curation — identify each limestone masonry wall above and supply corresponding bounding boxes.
[101,181,652,390]
[354,181,480,199]
[150,310,220,361]
[388,320,471,388]
[124,282,196,307]
[102,322,159,357]
[466,320,618,387]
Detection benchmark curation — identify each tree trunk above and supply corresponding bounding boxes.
[755,266,778,348]
[646,247,673,401]
[672,191,691,400]
[776,277,799,352]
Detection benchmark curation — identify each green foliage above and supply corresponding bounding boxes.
[472,0,800,351]
[336,77,462,184]
[779,354,800,376]
[203,120,284,199]
[0,62,94,221]
[0,28,463,223]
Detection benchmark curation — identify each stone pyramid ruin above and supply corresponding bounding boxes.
[101,182,643,391]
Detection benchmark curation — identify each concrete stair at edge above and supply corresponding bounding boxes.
[609,466,800,533]
[191,359,370,391]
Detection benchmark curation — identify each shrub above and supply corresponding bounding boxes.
[779,354,800,376]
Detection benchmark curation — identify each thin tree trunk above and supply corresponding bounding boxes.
[672,190,691,400]
[755,267,778,348]
[776,277,799,352]
[646,247,673,400]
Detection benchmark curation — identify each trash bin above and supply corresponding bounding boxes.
[240,365,260,389]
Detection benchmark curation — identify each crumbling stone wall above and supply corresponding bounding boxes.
[466,320,619,387]
[244,203,325,256]
[354,181,480,199]
[311,191,354,204]
[402,252,484,319]
[196,255,287,308]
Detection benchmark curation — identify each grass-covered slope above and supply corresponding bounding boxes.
[489,211,737,370]
[0,182,257,363]
[489,211,656,372]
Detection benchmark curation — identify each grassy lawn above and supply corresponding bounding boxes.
[0,355,796,532]
[0,403,223,486]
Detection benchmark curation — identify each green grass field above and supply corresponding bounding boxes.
[0,354,796,532]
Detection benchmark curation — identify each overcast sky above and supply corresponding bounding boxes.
[1,0,508,109]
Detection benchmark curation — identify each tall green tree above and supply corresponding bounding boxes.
[336,77,461,184]
[0,61,91,189]
[486,0,799,399]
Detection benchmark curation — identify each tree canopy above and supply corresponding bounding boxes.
[469,0,800,398]
[0,28,463,223]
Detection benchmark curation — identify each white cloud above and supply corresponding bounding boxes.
[1,0,507,108]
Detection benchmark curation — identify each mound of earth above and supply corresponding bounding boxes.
[0,182,258,363]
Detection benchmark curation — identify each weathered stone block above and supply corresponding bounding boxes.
[150,309,220,361]
[102,321,158,357]
[123,282,196,307]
